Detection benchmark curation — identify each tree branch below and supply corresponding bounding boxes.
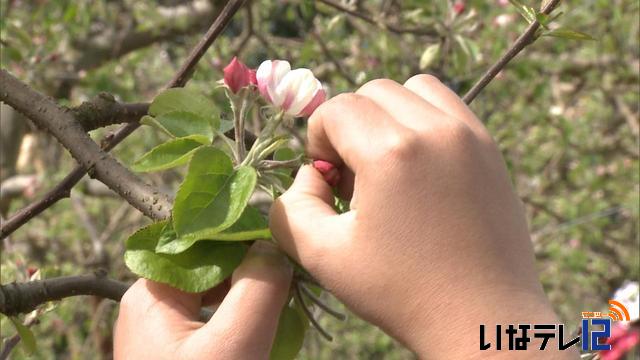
[0,273,215,321]
[0,0,247,240]
[72,94,149,131]
[462,0,562,105]
[0,272,128,317]
[72,0,219,72]
[0,69,172,221]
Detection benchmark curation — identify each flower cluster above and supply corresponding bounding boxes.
[223,57,338,187]
[222,57,325,117]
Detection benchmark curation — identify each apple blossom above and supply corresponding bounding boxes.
[223,56,256,93]
[256,60,325,117]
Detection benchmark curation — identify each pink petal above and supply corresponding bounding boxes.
[299,88,326,117]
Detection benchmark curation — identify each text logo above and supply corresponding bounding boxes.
[607,300,630,322]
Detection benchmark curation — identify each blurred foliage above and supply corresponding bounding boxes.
[1,0,638,358]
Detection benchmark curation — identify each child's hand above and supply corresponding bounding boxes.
[270,75,574,358]
[114,241,291,360]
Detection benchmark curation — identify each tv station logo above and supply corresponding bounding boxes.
[480,299,630,351]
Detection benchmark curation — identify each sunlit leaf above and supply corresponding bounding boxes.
[173,147,257,242]
[543,28,596,41]
[508,0,537,24]
[9,317,36,355]
[149,88,218,124]
[155,206,270,254]
[124,221,246,292]
[141,111,215,141]
[131,136,205,172]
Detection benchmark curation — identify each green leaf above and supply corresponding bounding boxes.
[131,136,205,172]
[149,88,218,123]
[270,303,307,360]
[508,0,537,24]
[142,111,216,141]
[173,147,258,241]
[9,316,36,355]
[535,13,550,29]
[419,43,440,70]
[155,206,270,254]
[124,221,246,292]
[543,28,596,41]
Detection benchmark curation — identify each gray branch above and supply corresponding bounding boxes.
[0,70,171,220]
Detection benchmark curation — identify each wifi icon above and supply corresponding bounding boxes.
[607,300,631,321]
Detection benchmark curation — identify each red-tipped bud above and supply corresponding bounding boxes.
[223,57,254,93]
[313,160,340,187]
[453,1,465,14]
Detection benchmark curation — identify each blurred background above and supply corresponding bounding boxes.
[0,0,638,358]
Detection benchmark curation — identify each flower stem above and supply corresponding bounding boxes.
[232,90,251,163]
[242,110,285,167]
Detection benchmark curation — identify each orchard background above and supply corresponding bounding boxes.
[0,0,638,359]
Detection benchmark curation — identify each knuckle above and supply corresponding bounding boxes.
[358,78,397,93]
[424,120,477,151]
[446,120,476,145]
[405,74,441,88]
[378,131,422,163]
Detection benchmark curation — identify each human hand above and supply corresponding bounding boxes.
[270,75,572,358]
[114,241,291,360]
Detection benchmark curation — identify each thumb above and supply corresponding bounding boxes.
[269,165,346,271]
[194,241,292,358]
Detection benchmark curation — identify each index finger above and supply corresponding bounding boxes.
[306,93,411,173]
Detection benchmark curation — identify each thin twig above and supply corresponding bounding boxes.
[0,0,246,239]
[462,0,562,105]
[300,284,346,321]
[318,0,438,37]
[294,282,333,341]
[309,29,356,86]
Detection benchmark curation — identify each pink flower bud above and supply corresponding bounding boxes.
[313,160,340,187]
[223,57,254,93]
[257,60,325,117]
[453,1,465,14]
[27,266,38,278]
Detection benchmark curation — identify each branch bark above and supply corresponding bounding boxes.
[462,0,562,105]
[0,0,246,239]
[0,69,172,221]
[0,273,214,321]
[72,94,149,131]
[0,272,129,317]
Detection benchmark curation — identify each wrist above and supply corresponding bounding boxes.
[403,281,565,358]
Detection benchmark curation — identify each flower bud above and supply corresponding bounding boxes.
[313,160,340,187]
[453,1,465,15]
[223,57,256,93]
[257,60,325,117]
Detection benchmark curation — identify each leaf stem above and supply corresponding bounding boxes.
[300,284,346,321]
[294,282,333,341]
